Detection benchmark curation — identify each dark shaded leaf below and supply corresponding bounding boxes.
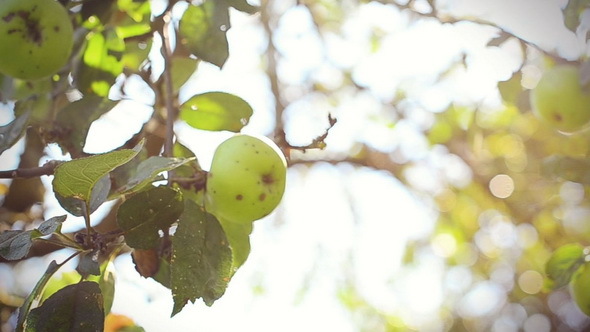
[77,251,101,277]
[26,281,104,332]
[179,2,230,68]
[171,199,232,316]
[179,92,253,132]
[0,111,30,155]
[0,231,33,261]
[117,186,184,249]
[53,96,118,158]
[545,243,586,289]
[152,257,171,289]
[0,216,66,260]
[113,156,193,197]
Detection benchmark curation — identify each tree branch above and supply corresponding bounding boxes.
[0,161,62,179]
[261,0,288,148]
[161,11,176,158]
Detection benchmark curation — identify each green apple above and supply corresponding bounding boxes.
[530,65,590,133]
[0,0,74,80]
[206,135,287,224]
[571,262,590,316]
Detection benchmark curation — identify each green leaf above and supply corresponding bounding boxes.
[76,251,101,277]
[542,156,590,184]
[99,261,116,315]
[117,186,184,249]
[121,39,152,70]
[77,30,125,96]
[113,156,194,197]
[498,71,522,104]
[26,281,104,332]
[41,270,82,303]
[52,143,143,216]
[0,215,67,260]
[0,111,30,155]
[53,96,118,158]
[170,56,199,95]
[171,199,232,316]
[217,216,252,272]
[545,243,586,289]
[179,92,253,132]
[152,257,171,289]
[17,261,62,332]
[179,2,230,68]
[172,141,203,181]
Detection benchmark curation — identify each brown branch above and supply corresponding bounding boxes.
[0,160,62,179]
[288,143,405,179]
[161,12,176,158]
[261,0,288,148]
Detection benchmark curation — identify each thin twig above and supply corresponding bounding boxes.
[0,160,62,179]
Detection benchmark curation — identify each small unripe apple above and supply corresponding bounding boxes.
[571,262,590,316]
[0,0,74,80]
[530,65,590,133]
[206,135,287,224]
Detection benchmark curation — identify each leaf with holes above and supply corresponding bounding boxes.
[179,92,253,132]
[171,199,232,316]
[117,186,184,249]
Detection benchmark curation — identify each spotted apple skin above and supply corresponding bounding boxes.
[0,0,74,79]
[206,135,287,224]
[530,65,590,133]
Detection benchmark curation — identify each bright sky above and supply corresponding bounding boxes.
[0,0,584,331]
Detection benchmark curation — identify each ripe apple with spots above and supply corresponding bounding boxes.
[0,0,74,80]
[206,135,287,224]
[530,65,590,133]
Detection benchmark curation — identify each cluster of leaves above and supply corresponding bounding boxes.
[0,0,264,330]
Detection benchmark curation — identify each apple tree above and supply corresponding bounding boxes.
[1,0,590,331]
[0,0,299,330]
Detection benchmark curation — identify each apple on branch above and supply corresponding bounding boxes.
[206,135,287,224]
[530,64,590,134]
[0,0,74,80]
